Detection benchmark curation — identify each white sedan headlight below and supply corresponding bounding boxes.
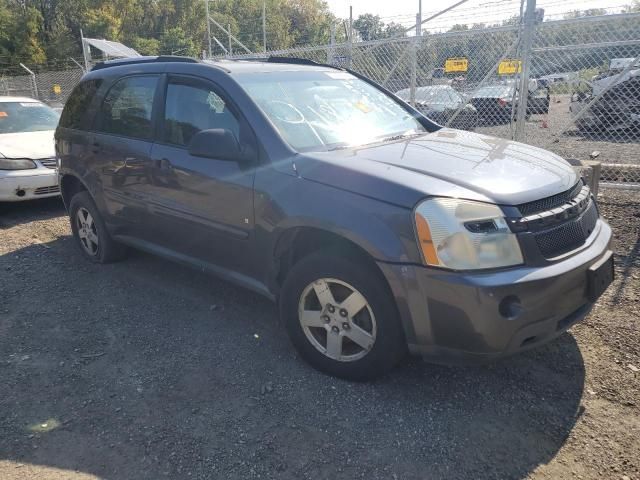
[414,198,523,270]
[0,158,37,170]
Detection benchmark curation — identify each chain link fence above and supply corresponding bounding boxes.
[220,8,640,188]
[0,5,638,188]
[0,64,84,108]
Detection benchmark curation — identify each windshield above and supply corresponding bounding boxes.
[396,86,464,105]
[474,85,514,98]
[0,101,60,134]
[235,70,427,152]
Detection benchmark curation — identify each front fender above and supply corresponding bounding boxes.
[253,171,423,288]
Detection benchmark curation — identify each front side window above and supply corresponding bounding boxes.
[235,70,427,152]
[96,76,158,140]
[59,80,102,130]
[0,101,59,134]
[163,81,240,147]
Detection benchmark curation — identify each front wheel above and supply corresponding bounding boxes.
[280,251,406,380]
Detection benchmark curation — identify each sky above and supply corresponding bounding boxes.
[324,0,631,29]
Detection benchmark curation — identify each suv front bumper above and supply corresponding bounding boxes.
[378,218,613,364]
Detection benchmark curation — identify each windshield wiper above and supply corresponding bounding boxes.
[324,132,424,151]
[379,132,423,143]
[325,143,351,151]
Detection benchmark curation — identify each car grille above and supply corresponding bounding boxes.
[39,158,57,169]
[517,181,583,216]
[34,185,60,195]
[533,200,599,258]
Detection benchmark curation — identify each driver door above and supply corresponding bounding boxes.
[147,75,256,277]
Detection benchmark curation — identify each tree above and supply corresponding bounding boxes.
[353,14,385,41]
[624,1,640,12]
[160,27,196,56]
[384,22,406,38]
[14,6,46,63]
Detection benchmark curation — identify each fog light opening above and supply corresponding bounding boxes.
[499,295,523,320]
[16,189,26,197]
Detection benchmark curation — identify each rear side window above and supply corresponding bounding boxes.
[96,76,158,140]
[59,80,102,130]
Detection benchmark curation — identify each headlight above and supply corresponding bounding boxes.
[0,158,37,170]
[414,198,523,270]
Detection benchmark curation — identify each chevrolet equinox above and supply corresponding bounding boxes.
[56,56,614,380]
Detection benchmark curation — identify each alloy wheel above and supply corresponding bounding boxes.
[298,278,377,362]
[76,207,99,256]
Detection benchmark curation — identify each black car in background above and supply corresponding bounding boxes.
[471,82,550,125]
[396,85,478,130]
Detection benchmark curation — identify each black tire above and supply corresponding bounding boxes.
[280,250,406,380]
[69,191,127,263]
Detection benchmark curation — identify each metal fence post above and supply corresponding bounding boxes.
[409,13,420,107]
[328,23,335,64]
[19,63,39,100]
[348,6,353,69]
[409,40,417,106]
[514,0,536,142]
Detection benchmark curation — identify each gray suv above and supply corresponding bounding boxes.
[56,56,614,380]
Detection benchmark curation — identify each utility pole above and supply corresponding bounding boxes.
[228,23,233,56]
[262,1,267,53]
[514,0,536,142]
[417,0,422,36]
[205,0,212,58]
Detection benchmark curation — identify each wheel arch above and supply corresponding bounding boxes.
[272,225,391,298]
[60,174,89,211]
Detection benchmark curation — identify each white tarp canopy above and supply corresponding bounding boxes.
[83,38,141,58]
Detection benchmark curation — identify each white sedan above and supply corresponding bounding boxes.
[0,96,60,202]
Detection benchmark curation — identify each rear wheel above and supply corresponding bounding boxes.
[280,251,406,380]
[69,191,126,263]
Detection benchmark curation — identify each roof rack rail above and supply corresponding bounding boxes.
[91,55,199,71]
[266,56,343,70]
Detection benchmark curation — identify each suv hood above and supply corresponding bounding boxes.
[298,129,577,207]
[0,130,55,159]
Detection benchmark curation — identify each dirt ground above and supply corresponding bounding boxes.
[0,188,638,480]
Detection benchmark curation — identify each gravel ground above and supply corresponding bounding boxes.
[476,94,640,166]
[0,189,638,480]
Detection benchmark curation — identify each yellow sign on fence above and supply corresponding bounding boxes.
[444,57,468,73]
[498,59,522,75]
[52,84,62,94]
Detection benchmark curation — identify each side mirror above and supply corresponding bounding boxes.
[187,129,241,162]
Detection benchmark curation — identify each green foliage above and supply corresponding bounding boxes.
[0,0,337,65]
[130,36,160,56]
[15,6,47,64]
[353,13,407,41]
[0,0,636,69]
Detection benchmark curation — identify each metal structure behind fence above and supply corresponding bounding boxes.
[0,3,638,188]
